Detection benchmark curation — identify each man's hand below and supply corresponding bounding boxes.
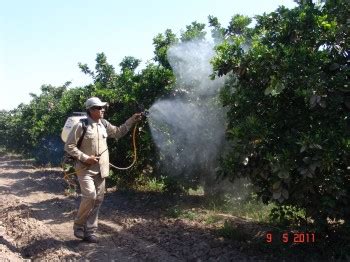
[132,113,143,123]
[85,155,99,165]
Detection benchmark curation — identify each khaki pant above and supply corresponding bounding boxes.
[73,172,105,236]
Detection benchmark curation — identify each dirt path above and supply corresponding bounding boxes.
[0,154,262,261]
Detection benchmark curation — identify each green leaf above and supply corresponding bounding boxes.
[264,76,285,96]
[273,191,282,200]
[278,170,289,179]
[282,189,289,199]
[306,171,313,178]
[299,168,308,175]
[309,95,318,108]
[329,63,340,71]
[273,181,281,190]
[264,85,273,95]
[300,145,307,153]
[318,100,326,108]
[310,144,322,150]
[303,157,311,164]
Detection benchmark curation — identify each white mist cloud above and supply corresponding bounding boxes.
[148,39,227,186]
[149,99,226,175]
[167,40,226,97]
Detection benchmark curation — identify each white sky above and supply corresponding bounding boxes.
[0,0,297,110]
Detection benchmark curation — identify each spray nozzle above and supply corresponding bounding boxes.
[136,103,149,118]
[141,109,149,117]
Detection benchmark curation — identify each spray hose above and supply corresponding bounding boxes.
[63,122,139,191]
[110,122,138,170]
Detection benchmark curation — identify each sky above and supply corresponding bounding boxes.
[0,0,297,111]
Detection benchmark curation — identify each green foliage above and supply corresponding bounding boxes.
[206,193,275,222]
[119,56,141,72]
[204,214,222,225]
[162,176,187,194]
[218,221,249,241]
[212,1,350,227]
[94,53,116,88]
[208,15,225,41]
[269,205,306,226]
[153,29,178,69]
[0,83,86,164]
[135,174,166,192]
[208,14,252,43]
[180,21,206,42]
[165,206,197,220]
[166,206,183,218]
[227,14,252,36]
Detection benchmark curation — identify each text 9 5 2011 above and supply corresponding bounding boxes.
[265,232,316,244]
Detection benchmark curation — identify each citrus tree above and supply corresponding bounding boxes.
[211,0,350,226]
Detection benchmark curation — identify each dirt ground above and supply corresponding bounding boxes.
[0,154,278,261]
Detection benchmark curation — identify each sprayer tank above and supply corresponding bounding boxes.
[61,112,87,143]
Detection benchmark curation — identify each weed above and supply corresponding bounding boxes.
[218,220,249,242]
[188,187,204,196]
[0,147,6,154]
[204,193,274,222]
[269,205,306,227]
[166,207,199,220]
[166,206,182,218]
[135,175,166,192]
[181,210,197,220]
[146,177,165,192]
[204,214,222,225]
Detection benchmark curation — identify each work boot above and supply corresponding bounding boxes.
[73,227,85,239]
[83,234,99,243]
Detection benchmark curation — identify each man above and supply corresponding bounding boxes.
[64,97,142,243]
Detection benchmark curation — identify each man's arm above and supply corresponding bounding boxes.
[105,113,142,139]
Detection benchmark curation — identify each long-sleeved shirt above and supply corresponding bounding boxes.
[64,115,134,178]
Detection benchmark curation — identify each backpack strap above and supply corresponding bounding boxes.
[76,118,107,149]
[77,118,88,149]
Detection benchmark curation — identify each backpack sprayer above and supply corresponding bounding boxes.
[61,108,149,192]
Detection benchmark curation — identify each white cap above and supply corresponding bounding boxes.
[85,97,108,109]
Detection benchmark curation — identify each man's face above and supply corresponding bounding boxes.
[89,106,105,120]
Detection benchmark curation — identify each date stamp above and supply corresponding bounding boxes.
[265,232,316,244]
